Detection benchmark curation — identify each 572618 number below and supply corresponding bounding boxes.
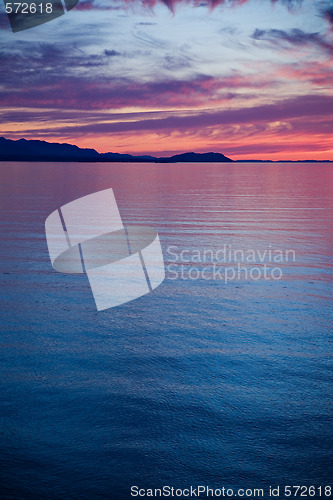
[284,485,331,496]
[5,3,53,14]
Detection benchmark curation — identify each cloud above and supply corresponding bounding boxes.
[322,6,333,27]
[252,28,333,54]
[0,69,276,110]
[71,0,304,13]
[4,93,330,137]
[104,49,122,56]
[163,54,192,70]
[271,0,303,9]
[276,59,333,86]
[75,0,120,10]
[0,41,124,87]
[220,140,332,157]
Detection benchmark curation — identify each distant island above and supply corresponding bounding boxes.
[0,137,331,163]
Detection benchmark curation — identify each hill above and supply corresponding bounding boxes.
[159,152,233,163]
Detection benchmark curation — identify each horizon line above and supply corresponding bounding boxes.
[1,136,332,163]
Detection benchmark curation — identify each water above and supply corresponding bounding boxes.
[0,162,332,500]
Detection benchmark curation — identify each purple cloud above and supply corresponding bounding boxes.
[4,93,331,137]
[322,6,333,27]
[252,28,333,54]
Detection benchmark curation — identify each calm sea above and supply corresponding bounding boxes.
[0,162,332,500]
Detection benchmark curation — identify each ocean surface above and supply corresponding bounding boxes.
[0,162,332,500]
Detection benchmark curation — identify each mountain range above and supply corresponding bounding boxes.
[0,137,233,163]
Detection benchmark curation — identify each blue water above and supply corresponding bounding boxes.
[0,162,332,499]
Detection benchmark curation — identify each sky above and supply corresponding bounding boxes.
[0,0,332,159]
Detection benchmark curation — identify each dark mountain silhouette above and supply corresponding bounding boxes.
[0,137,233,163]
[159,151,233,162]
[0,137,100,161]
[0,137,155,162]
